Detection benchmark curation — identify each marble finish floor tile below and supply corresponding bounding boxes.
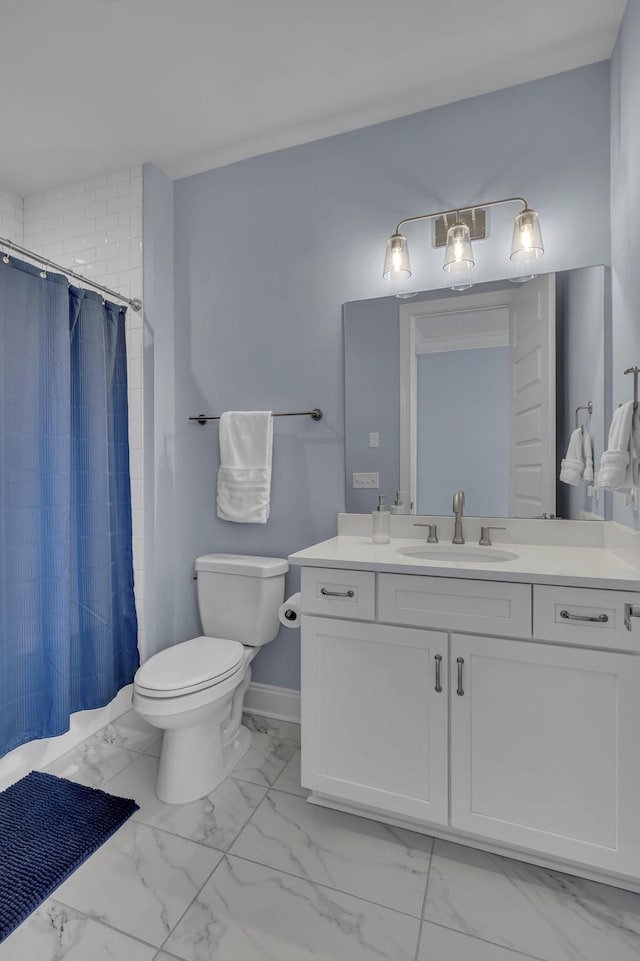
[243,712,301,744]
[418,921,536,961]
[230,789,432,916]
[0,900,156,961]
[165,854,421,961]
[145,736,163,758]
[424,840,640,961]
[231,715,299,787]
[105,753,268,850]
[44,736,138,788]
[54,820,221,947]
[91,709,161,754]
[271,748,307,797]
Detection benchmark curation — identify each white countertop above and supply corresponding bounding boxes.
[289,535,640,590]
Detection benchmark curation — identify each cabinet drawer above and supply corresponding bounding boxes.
[378,574,532,638]
[301,567,375,620]
[533,585,640,652]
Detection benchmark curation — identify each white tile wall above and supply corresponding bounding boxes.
[23,167,145,651]
[0,185,24,245]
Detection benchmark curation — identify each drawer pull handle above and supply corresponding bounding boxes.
[456,657,464,697]
[434,654,443,693]
[625,604,640,631]
[320,588,355,598]
[560,610,608,624]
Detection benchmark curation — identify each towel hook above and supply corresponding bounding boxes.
[624,367,639,410]
[574,401,593,432]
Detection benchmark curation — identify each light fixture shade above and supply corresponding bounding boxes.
[510,208,544,261]
[383,233,411,279]
[443,222,474,273]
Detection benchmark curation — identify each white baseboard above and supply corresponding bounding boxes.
[244,682,301,724]
[0,684,134,791]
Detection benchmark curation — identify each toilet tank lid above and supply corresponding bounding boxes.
[195,553,289,577]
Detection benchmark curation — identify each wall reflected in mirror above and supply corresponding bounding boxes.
[344,266,611,519]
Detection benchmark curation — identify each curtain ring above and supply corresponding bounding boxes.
[39,269,47,279]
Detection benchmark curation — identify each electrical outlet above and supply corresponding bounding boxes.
[369,432,379,448]
[352,472,379,489]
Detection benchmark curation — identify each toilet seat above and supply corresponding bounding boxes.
[134,635,245,698]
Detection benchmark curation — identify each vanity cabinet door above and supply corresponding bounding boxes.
[301,615,449,824]
[450,633,640,876]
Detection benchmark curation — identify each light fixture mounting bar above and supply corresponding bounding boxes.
[434,208,486,247]
[394,196,528,236]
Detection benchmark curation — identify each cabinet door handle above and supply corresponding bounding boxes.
[456,657,464,697]
[625,604,640,631]
[434,654,443,693]
[320,588,355,598]
[560,610,608,624]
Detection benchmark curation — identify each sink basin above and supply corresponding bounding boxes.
[397,545,519,563]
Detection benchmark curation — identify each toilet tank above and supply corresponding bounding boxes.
[195,554,288,647]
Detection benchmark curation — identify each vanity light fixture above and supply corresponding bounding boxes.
[382,197,544,281]
[510,207,544,261]
[443,221,474,274]
[383,233,411,279]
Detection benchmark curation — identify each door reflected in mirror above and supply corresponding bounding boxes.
[415,342,509,515]
[344,267,610,520]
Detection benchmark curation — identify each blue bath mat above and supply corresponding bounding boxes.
[0,770,138,942]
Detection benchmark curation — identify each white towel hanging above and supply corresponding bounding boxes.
[560,428,588,486]
[216,411,274,523]
[582,428,594,484]
[597,402,639,492]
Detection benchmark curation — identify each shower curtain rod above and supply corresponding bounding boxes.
[0,235,142,312]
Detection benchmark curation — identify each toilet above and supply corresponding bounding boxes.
[132,553,288,804]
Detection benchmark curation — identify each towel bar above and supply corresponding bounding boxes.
[189,408,323,426]
[574,401,593,431]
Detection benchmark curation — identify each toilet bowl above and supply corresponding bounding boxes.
[132,553,287,804]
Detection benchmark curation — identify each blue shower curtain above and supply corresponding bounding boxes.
[0,258,139,757]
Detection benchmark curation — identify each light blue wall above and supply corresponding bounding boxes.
[416,347,509,516]
[142,164,177,658]
[161,62,610,690]
[344,297,400,514]
[611,0,640,530]
[556,266,609,521]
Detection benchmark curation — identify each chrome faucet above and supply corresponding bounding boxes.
[452,490,465,544]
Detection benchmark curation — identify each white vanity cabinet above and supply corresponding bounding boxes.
[297,564,640,888]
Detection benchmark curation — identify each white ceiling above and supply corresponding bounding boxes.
[0,0,626,196]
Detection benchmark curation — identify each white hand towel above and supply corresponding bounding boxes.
[582,428,594,484]
[597,402,636,491]
[216,411,274,523]
[628,408,640,492]
[559,428,586,486]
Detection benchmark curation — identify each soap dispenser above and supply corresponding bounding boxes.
[390,491,410,515]
[372,495,391,544]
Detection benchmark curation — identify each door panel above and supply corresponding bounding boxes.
[301,616,449,823]
[450,633,640,874]
[509,274,556,516]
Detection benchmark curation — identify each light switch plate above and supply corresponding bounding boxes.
[369,432,379,448]
[352,472,379,489]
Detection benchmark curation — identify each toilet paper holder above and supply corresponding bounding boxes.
[279,592,303,628]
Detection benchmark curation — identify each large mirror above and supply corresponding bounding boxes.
[344,266,610,519]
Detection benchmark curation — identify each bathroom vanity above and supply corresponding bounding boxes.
[289,515,640,891]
